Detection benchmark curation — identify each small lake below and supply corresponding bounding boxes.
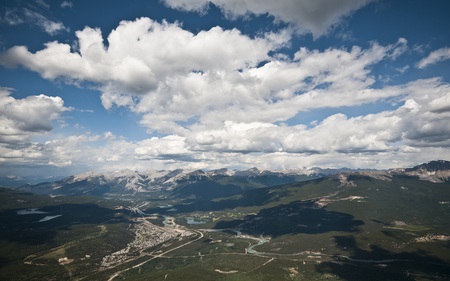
[38,215,62,222]
[17,208,48,215]
[186,217,206,225]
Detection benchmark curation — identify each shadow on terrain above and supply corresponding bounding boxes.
[214,200,364,236]
[174,181,244,200]
[22,180,113,196]
[172,173,317,200]
[317,235,450,280]
[0,256,10,268]
[145,179,326,214]
[0,204,129,245]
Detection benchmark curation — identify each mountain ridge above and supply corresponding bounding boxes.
[5,160,450,196]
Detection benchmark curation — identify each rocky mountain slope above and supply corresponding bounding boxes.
[403,160,450,183]
[16,167,322,196]
[11,160,450,197]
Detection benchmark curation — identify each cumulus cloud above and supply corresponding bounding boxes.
[0,88,69,143]
[134,38,407,134]
[135,135,190,159]
[0,134,98,170]
[163,0,373,37]
[1,17,449,173]
[417,47,450,68]
[0,132,192,172]
[0,20,409,137]
[0,18,282,97]
[187,78,450,153]
[0,17,291,132]
[1,77,449,173]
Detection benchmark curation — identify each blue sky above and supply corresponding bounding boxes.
[1,0,450,177]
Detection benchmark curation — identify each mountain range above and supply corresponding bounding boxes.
[4,160,450,197]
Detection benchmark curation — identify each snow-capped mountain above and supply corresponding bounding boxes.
[16,167,323,196]
[13,161,450,197]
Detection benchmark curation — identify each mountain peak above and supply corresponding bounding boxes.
[408,160,450,172]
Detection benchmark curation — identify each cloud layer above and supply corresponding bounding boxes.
[0,18,409,134]
[1,16,449,173]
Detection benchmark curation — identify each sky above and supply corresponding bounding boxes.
[0,0,450,177]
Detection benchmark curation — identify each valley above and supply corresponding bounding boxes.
[1,161,450,280]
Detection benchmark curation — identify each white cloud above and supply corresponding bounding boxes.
[1,6,67,35]
[0,19,425,142]
[1,77,449,174]
[135,135,190,158]
[1,8,24,25]
[0,18,283,101]
[23,8,67,35]
[61,1,73,8]
[0,17,292,131]
[185,78,450,154]
[163,0,373,37]
[187,116,389,154]
[36,78,449,171]
[35,0,50,10]
[0,131,192,172]
[417,47,450,68]
[1,17,449,173]
[133,38,407,134]
[43,134,102,167]
[0,88,69,143]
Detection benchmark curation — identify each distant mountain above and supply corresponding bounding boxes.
[15,167,323,197]
[11,161,450,197]
[0,175,66,187]
[402,160,450,183]
[406,160,450,172]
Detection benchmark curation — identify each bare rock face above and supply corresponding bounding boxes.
[406,160,450,172]
[337,174,357,187]
[404,160,450,183]
[12,160,450,196]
